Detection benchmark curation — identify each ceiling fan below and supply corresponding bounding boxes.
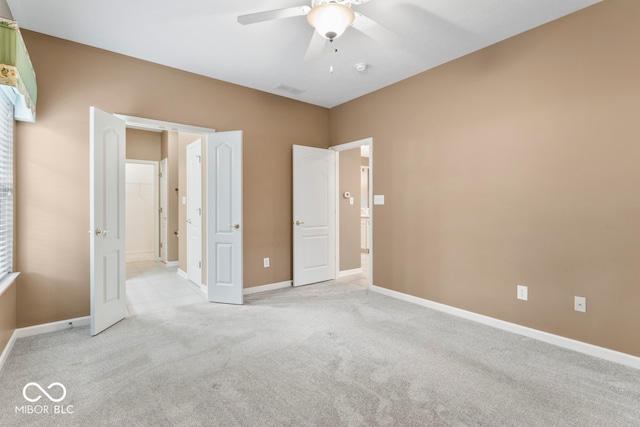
[237,0,400,61]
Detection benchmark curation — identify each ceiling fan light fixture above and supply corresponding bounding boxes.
[307,3,355,41]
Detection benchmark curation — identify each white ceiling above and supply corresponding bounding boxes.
[7,0,600,108]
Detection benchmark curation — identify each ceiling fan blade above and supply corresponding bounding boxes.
[351,12,402,46]
[304,31,327,62]
[238,6,310,25]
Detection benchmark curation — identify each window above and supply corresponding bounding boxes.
[0,94,14,281]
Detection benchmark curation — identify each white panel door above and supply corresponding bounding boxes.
[159,158,168,262]
[293,145,336,286]
[187,140,202,285]
[206,131,243,304]
[90,107,126,336]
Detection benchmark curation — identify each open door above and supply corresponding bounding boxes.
[186,140,203,285]
[90,107,126,335]
[206,131,243,304]
[292,145,336,286]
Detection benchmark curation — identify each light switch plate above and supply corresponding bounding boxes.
[574,296,586,312]
[373,195,385,205]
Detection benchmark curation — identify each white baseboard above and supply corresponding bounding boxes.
[191,280,292,299]
[244,280,292,295]
[338,268,363,278]
[0,316,91,373]
[197,283,207,297]
[164,261,179,267]
[177,269,188,279]
[14,316,91,339]
[126,251,156,263]
[369,285,640,370]
[0,330,17,372]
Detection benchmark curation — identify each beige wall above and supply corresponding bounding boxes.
[126,128,161,161]
[339,148,361,271]
[0,283,16,354]
[329,0,640,357]
[14,31,329,327]
[0,0,12,20]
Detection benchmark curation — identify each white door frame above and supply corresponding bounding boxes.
[329,137,373,286]
[186,139,203,286]
[115,115,214,269]
[159,158,168,263]
[125,159,159,262]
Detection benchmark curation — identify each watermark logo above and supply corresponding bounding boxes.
[15,382,74,415]
[23,382,67,403]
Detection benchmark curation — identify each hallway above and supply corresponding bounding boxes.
[125,261,206,316]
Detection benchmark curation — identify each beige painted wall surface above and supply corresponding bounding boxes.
[0,0,12,20]
[330,0,640,357]
[0,283,16,355]
[126,128,161,161]
[339,148,361,271]
[15,31,329,327]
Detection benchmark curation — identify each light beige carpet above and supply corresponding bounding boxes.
[1,280,639,426]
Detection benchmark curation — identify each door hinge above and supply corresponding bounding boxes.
[159,242,163,248]
[198,261,202,268]
[159,207,163,213]
[159,172,163,178]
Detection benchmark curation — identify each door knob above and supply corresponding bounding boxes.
[229,224,240,229]
[295,221,304,226]
[187,219,192,224]
[95,228,109,236]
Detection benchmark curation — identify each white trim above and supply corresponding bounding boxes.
[370,285,640,370]
[114,114,215,134]
[243,280,292,295]
[126,251,156,263]
[184,279,206,297]
[329,138,372,152]
[14,316,91,339]
[0,330,17,372]
[178,268,203,294]
[186,139,203,287]
[338,268,363,278]
[0,272,19,297]
[330,138,373,285]
[160,158,169,263]
[164,261,179,267]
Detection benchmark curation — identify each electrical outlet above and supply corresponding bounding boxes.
[517,285,528,301]
[263,257,270,268]
[574,296,586,312]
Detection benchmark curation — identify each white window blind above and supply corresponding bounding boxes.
[0,95,14,280]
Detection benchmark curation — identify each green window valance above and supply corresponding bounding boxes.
[0,18,37,122]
